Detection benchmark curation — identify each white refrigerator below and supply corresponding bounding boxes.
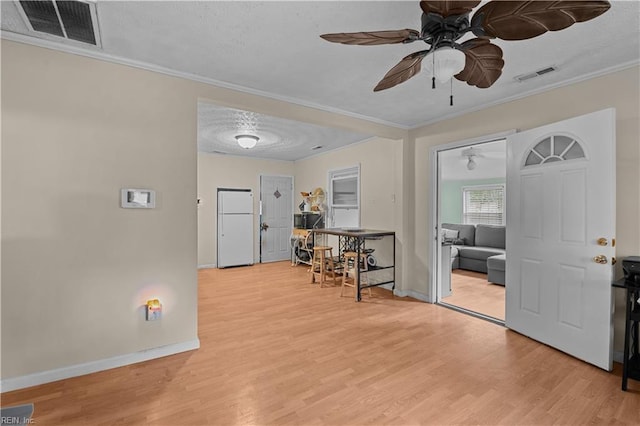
[217,189,254,268]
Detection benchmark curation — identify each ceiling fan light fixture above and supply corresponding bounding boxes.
[432,47,466,83]
[467,156,477,170]
[235,134,259,149]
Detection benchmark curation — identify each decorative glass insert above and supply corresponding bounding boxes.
[524,135,585,167]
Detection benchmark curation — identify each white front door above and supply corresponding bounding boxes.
[260,175,293,263]
[506,108,616,370]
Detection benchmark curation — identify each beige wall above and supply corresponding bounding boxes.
[198,138,407,290]
[3,37,637,383]
[197,153,294,266]
[294,138,400,230]
[1,42,201,378]
[293,138,406,290]
[1,40,403,383]
[409,66,640,351]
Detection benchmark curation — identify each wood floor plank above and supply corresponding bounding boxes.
[443,269,505,320]
[1,261,638,425]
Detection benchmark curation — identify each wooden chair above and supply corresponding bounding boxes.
[310,246,338,287]
[341,251,372,297]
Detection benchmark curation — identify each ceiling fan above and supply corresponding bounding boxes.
[320,1,611,101]
[461,146,484,170]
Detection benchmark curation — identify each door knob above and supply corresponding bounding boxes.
[260,223,269,231]
[593,255,608,264]
[597,237,608,246]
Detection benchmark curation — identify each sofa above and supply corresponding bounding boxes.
[442,223,506,285]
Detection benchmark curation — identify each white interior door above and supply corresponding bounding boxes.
[260,175,293,263]
[506,108,616,370]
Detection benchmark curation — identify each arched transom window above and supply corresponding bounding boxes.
[524,135,586,167]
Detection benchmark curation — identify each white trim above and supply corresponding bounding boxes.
[0,339,200,392]
[393,289,431,303]
[429,130,516,304]
[613,350,624,364]
[410,59,640,130]
[198,263,216,269]
[327,165,361,228]
[0,31,407,130]
[429,146,440,303]
[2,31,637,131]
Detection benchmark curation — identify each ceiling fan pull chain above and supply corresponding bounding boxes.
[432,54,436,89]
[450,78,454,106]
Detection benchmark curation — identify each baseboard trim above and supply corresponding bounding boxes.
[613,350,624,364]
[393,288,430,303]
[0,339,200,393]
[198,264,216,269]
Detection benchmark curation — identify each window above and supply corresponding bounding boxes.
[524,135,585,167]
[462,185,505,225]
[328,165,360,228]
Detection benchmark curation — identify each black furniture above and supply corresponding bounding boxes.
[312,228,395,301]
[613,278,640,391]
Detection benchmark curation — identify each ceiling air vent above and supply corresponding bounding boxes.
[514,66,557,82]
[17,0,100,46]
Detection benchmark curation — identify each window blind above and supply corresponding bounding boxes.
[463,185,505,225]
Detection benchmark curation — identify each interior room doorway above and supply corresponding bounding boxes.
[259,175,294,263]
[434,136,508,323]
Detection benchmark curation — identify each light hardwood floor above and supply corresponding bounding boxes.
[442,270,505,321]
[2,261,638,425]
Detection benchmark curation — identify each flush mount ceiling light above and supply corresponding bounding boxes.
[235,135,259,149]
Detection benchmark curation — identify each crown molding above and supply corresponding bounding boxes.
[3,31,636,133]
[409,59,640,130]
[0,31,409,130]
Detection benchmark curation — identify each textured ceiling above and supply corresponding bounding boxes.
[198,102,372,161]
[2,1,639,160]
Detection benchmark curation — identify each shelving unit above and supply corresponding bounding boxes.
[613,278,640,391]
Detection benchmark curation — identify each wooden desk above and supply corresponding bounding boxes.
[312,228,395,301]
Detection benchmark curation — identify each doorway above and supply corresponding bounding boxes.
[259,175,294,263]
[434,136,508,323]
[431,109,616,370]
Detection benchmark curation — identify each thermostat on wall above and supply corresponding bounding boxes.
[121,188,156,209]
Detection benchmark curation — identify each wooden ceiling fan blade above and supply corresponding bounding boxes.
[320,29,420,45]
[374,50,429,92]
[420,1,481,17]
[471,1,611,40]
[454,38,504,88]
